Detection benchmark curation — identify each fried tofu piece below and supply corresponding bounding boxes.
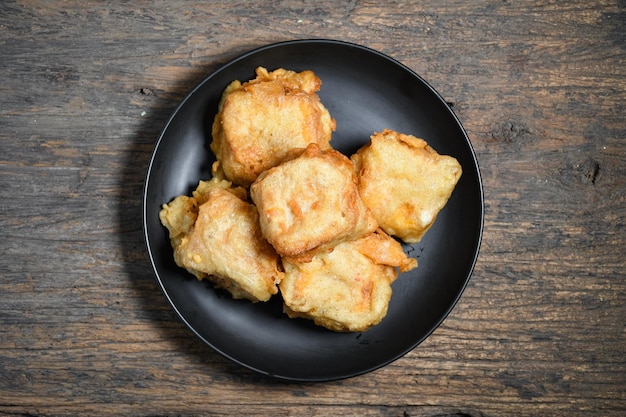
[211,67,336,186]
[280,229,417,332]
[159,179,283,302]
[250,143,378,259]
[351,129,462,244]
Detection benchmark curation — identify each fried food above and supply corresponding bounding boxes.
[159,178,283,302]
[250,143,378,260]
[280,229,417,332]
[351,129,462,244]
[211,67,336,186]
[160,67,470,332]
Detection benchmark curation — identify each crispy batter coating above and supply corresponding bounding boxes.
[351,129,462,244]
[159,179,283,302]
[280,229,417,332]
[160,66,465,331]
[211,67,336,186]
[250,143,378,259]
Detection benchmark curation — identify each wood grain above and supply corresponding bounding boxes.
[1,1,624,416]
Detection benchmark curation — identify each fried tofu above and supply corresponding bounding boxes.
[159,179,283,302]
[211,67,336,186]
[160,65,463,332]
[351,129,462,244]
[280,229,417,332]
[250,143,378,259]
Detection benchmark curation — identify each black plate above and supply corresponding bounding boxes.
[143,39,483,381]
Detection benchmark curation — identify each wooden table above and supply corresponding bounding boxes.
[2,1,624,415]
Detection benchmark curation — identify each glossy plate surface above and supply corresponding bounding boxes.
[143,39,483,381]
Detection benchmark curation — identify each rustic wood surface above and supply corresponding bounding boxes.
[1,1,624,416]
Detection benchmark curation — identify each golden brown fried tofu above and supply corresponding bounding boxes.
[211,67,336,186]
[159,179,283,302]
[280,229,417,332]
[351,129,462,244]
[250,143,377,259]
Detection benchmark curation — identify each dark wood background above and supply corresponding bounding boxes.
[1,1,624,416]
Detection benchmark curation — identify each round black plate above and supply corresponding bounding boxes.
[143,39,483,381]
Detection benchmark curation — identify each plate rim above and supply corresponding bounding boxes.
[142,38,484,381]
